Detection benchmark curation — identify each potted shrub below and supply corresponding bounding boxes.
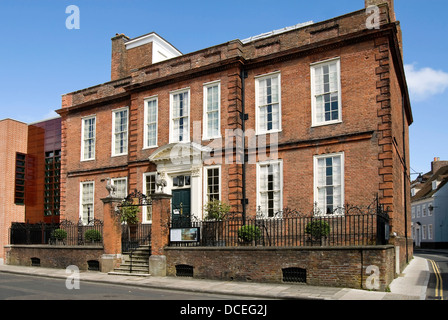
[84,229,102,244]
[305,220,330,246]
[238,225,262,245]
[51,228,67,245]
[203,200,230,246]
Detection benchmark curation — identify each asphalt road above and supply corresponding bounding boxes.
[414,249,448,300]
[0,272,257,300]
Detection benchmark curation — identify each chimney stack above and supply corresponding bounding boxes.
[365,0,396,22]
[111,33,130,81]
[431,157,448,174]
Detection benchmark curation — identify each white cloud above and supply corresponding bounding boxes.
[405,64,448,102]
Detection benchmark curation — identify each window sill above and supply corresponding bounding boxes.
[111,153,128,158]
[256,129,282,136]
[143,145,158,151]
[311,120,342,128]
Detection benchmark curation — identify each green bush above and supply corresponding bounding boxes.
[305,220,330,240]
[203,200,230,221]
[84,229,102,242]
[120,201,140,224]
[52,229,67,241]
[238,225,261,243]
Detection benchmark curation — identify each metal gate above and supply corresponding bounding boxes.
[118,189,152,253]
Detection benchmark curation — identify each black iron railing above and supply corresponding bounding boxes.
[170,203,390,248]
[9,219,103,246]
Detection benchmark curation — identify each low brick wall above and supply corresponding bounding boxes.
[165,245,396,290]
[4,245,104,271]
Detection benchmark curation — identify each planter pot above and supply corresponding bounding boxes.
[238,240,256,246]
[306,237,329,246]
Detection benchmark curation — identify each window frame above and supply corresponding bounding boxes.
[14,153,27,205]
[255,71,282,135]
[142,172,157,224]
[143,96,158,149]
[310,57,342,127]
[169,88,191,143]
[313,152,345,216]
[112,107,129,157]
[79,181,95,225]
[44,150,61,216]
[428,224,433,240]
[203,80,221,140]
[256,159,283,218]
[111,177,128,200]
[81,115,96,161]
[203,165,221,204]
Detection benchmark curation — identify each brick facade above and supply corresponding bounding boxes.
[0,119,28,263]
[57,1,413,269]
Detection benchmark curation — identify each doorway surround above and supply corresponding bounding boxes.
[148,142,212,221]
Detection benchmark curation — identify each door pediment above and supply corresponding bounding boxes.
[149,142,212,164]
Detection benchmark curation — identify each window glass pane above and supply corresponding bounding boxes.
[83,117,95,159]
[315,154,343,215]
[146,99,157,147]
[258,75,280,133]
[112,178,127,199]
[258,162,282,217]
[313,60,340,124]
[205,84,220,138]
[81,182,94,224]
[114,110,128,154]
[172,91,189,142]
[206,168,220,202]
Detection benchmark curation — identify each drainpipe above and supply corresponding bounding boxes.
[240,66,248,225]
[402,94,409,264]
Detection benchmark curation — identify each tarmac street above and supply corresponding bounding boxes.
[414,249,448,300]
[0,272,257,300]
[0,254,431,301]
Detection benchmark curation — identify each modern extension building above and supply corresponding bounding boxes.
[0,119,28,264]
[26,117,62,224]
[56,0,413,269]
[0,117,61,263]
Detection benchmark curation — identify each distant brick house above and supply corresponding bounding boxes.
[57,0,413,268]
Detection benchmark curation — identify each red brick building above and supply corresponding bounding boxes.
[57,0,413,267]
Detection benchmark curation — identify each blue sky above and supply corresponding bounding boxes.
[0,0,447,174]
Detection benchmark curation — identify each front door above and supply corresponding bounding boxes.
[172,188,191,228]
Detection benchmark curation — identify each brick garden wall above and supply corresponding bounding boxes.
[165,245,396,291]
[5,245,104,271]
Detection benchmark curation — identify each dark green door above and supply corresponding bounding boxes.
[172,189,191,228]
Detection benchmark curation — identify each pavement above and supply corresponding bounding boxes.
[0,256,430,300]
